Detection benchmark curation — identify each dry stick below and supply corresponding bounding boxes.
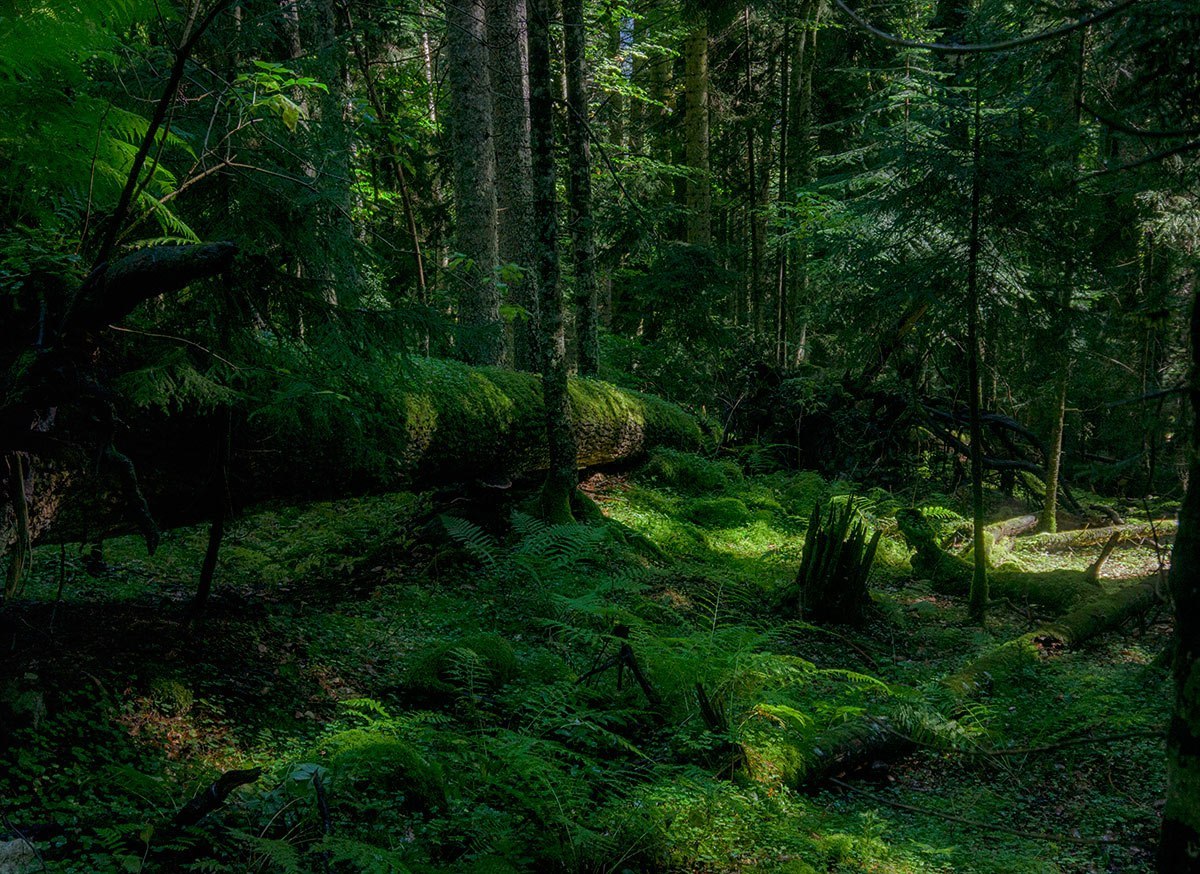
[828,778,1131,846]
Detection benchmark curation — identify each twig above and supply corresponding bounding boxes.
[832,0,1140,55]
[0,808,47,873]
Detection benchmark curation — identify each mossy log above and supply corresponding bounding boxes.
[5,358,702,549]
[1020,520,1176,552]
[896,509,1103,611]
[774,578,1162,790]
[986,514,1038,543]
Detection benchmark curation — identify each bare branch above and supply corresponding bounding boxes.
[832,0,1140,55]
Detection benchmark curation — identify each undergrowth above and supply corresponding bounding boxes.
[0,451,1169,872]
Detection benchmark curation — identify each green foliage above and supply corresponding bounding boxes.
[685,496,753,528]
[317,728,446,812]
[784,499,882,624]
[642,447,743,493]
[406,634,520,698]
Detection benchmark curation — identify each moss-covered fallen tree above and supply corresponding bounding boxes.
[757,577,1163,790]
[1021,520,1177,552]
[7,357,702,549]
[895,509,1106,612]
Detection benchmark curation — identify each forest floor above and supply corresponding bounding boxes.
[0,450,1173,873]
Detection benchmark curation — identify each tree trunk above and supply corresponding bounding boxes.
[528,0,580,522]
[488,0,540,371]
[1160,282,1200,872]
[447,0,503,364]
[1,359,700,554]
[743,7,761,337]
[562,0,600,376]
[966,81,988,623]
[683,25,710,246]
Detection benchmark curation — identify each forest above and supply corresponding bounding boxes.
[0,0,1198,871]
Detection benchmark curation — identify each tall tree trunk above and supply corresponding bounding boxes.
[1160,275,1200,873]
[1039,366,1070,532]
[447,0,503,364]
[529,0,579,521]
[683,24,711,245]
[1039,35,1087,531]
[744,7,761,337]
[607,15,625,148]
[966,81,988,623]
[775,27,791,367]
[786,0,821,365]
[488,0,540,370]
[562,0,600,375]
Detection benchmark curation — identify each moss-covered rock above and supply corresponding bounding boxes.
[407,633,520,696]
[685,497,753,528]
[318,729,446,811]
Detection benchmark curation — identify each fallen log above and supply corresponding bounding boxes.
[1019,520,1177,552]
[897,509,1104,612]
[986,514,1038,543]
[759,577,1162,790]
[4,357,702,550]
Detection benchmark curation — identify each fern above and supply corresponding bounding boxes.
[441,514,499,570]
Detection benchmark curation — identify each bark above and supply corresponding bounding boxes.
[966,83,988,622]
[986,514,1039,543]
[784,577,1161,790]
[69,243,238,335]
[1040,362,1070,533]
[447,0,503,364]
[683,25,710,245]
[562,0,600,376]
[1159,284,1200,872]
[743,7,761,335]
[488,0,540,370]
[528,0,580,522]
[1,359,700,551]
[1024,520,1177,552]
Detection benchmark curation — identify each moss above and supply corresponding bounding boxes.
[407,633,519,695]
[292,357,701,489]
[148,677,194,716]
[318,729,445,811]
[941,635,1040,697]
[457,858,521,874]
[641,447,741,494]
[780,471,829,517]
[685,497,753,528]
[990,568,1100,613]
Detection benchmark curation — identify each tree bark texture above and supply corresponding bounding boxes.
[528,0,579,521]
[1160,284,1200,872]
[488,0,540,370]
[683,25,710,246]
[562,0,600,376]
[447,0,503,364]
